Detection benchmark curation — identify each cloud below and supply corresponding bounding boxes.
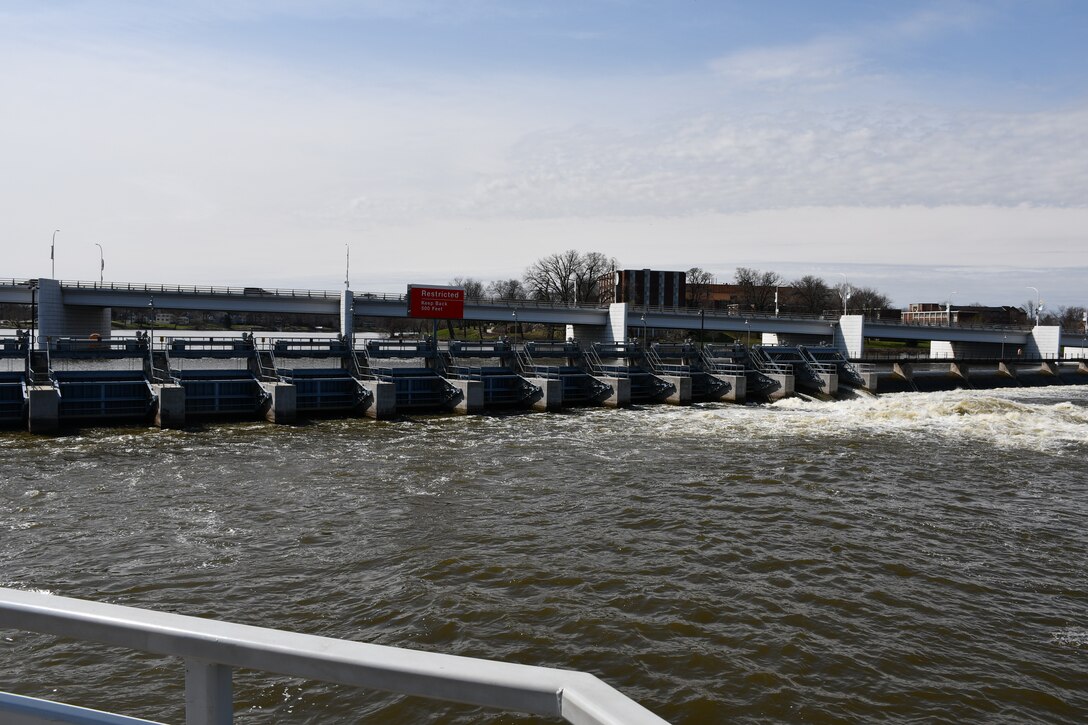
[709,39,862,86]
[443,106,1088,220]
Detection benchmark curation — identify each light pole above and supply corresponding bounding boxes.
[838,273,851,316]
[745,318,751,347]
[699,308,705,350]
[95,243,104,284]
[1027,286,1041,325]
[51,229,59,278]
[640,313,647,350]
[511,310,518,348]
[775,286,780,317]
[345,244,350,289]
[947,291,957,325]
[148,297,155,352]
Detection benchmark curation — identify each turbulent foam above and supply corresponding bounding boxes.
[646,387,1088,454]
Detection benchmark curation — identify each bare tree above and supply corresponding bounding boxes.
[1058,305,1087,332]
[734,267,782,312]
[487,278,527,301]
[848,286,891,314]
[686,267,715,308]
[574,251,616,304]
[524,250,618,304]
[790,275,831,314]
[451,277,486,300]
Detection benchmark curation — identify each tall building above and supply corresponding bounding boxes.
[601,269,687,307]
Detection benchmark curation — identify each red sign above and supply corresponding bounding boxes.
[407,285,465,319]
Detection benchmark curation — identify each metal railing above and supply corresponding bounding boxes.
[0,588,667,725]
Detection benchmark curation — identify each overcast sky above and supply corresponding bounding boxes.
[2,1,1086,308]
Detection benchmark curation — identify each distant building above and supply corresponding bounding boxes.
[601,269,687,307]
[902,303,1028,326]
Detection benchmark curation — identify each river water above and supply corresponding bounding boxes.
[2,386,1087,723]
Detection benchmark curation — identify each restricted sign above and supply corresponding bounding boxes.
[407,285,465,319]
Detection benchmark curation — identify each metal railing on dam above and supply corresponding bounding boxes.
[0,587,668,725]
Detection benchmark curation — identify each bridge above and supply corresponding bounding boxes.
[0,278,1068,360]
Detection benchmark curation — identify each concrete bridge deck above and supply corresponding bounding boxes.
[0,278,1072,361]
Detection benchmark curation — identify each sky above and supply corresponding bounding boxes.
[2,0,1086,308]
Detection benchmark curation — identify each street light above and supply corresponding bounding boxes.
[95,243,104,284]
[774,286,780,317]
[1027,286,1041,325]
[511,310,518,348]
[838,273,851,316]
[148,297,155,352]
[699,308,705,350]
[51,229,59,278]
[947,291,957,325]
[640,313,647,350]
[745,318,751,347]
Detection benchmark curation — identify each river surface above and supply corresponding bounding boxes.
[2,386,1087,723]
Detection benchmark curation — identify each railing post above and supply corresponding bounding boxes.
[185,658,233,725]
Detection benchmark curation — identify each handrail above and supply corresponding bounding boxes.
[0,588,667,725]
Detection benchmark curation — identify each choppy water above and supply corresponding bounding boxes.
[2,386,1087,723]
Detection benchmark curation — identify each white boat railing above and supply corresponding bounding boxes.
[0,587,669,725]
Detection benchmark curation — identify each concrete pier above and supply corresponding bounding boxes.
[659,375,692,405]
[527,377,562,412]
[714,374,746,403]
[816,372,838,397]
[599,376,630,407]
[260,382,297,424]
[765,374,794,401]
[27,386,60,434]
[153,384,186,429]
[359,381,396,419]
[447,379,484,414]
[859,371,879,392]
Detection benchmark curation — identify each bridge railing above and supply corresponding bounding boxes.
[0,587,667,725]
[59,280,344,300]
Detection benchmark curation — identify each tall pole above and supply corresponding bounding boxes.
[51,229,59,278]
[148,297,155,353]
[838,273,850,316]
[641,313,646,350]
[345,244,350,290]
[95,243,104,284]
[775,287,779,317]
[700,308,705,350]
[947,291,957,325]
[1026,286,1040,325]
[30,282,37,353]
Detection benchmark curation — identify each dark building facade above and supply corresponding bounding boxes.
[602,269,687,307]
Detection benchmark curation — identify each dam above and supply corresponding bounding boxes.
[1,277,1085,432]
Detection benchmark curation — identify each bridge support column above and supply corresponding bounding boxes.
[714,374,746,403]
[35,278,113,346]
[153,384,186,428]
[260,382,296,424]
[1027,325,1062,360]
[527,378,562,412]
[659,375,692,405]
[340,289,354,345]
[598,376,630,407]
[834,315,865,359]
[359,381,396,419]
[447,379,484,414]
[27,385,60,434]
